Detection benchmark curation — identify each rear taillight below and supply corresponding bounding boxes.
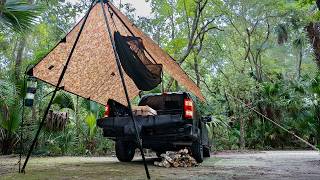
[104,104,110,117]
[184,98,193,119]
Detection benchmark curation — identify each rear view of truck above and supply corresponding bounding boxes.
[97,92,211,163]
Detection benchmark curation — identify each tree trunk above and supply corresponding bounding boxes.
[306,22,320,69]
[14,38,26,81]
[11,37,18,60]
[257,103,265,147]
[239,116,245,150]
[297,48,302,79]
[0,0,6,7]
[174,80,179,91]
[194,54,200,87]
[165,78,174,92]
[14,0,34,80]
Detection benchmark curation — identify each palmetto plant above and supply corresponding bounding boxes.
[50,92,102,153]
[52,92,75,111]
[0,0,40,33]
[206,116,229,142]
[82,100,103,153]
[85,113,97,140]
[40,92,78,155]
[0,79,21,154]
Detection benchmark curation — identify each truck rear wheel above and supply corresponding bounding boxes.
[115,140,135,162]
[191,140,203,163]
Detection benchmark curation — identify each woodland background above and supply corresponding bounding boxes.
[1,0,320,156]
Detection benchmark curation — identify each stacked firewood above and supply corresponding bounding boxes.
[153,149,198,168]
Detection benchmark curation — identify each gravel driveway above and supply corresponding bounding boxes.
[1,151,319,179]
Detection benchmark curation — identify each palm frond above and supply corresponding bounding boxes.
[0,78,21,149]
[0,99,21,133]
[293,37,304,50]
[0,0,42,33]
[81,99,99,115]
[206,116,229,141]
[276,24,288,45]
[85,113,96,139]
[0,79,18,107]
[52,92,75,111]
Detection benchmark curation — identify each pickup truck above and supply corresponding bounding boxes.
[97,92,211,163]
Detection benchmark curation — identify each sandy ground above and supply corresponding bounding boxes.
[0,151,320,179]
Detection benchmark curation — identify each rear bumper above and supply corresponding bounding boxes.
[141,124,196,149]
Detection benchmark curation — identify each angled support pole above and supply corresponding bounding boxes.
[100,0,150,179]
[20,0,97,173]
[19,64,35,173]
[19,90,25,173]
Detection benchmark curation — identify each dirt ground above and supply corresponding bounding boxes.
[1,151,320,180]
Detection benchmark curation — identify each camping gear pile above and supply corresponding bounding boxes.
[132,105,157,116]
[153,149,198,168]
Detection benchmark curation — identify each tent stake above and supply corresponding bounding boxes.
[20,0,96,173]
[100,1,150,179]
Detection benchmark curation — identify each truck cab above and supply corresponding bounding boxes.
[97,92,211,163]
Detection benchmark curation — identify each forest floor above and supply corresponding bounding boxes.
[0,151,320,179]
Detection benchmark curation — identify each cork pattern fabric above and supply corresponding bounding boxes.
[108,2,205,101]
[33,3,139,106]
[32,2,204,106]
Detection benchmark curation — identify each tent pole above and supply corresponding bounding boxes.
[18,64,34,173]
[19,72,27,172]
[100,1,150,179]
[20,0,96,173]
[19,95,24,173]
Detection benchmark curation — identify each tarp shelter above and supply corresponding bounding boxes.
[30,1,204,105]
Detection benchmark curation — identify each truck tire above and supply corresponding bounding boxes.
[191,140,203,163]
[203,146,210,157]
[115,140,135,162]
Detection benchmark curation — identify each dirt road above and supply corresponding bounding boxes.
[1,151,319,179]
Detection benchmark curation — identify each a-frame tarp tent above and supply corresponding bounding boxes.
[31,1,204,105]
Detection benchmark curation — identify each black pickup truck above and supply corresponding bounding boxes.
[97,92,211,163]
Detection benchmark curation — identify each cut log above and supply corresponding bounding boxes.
[173,161,179,168]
